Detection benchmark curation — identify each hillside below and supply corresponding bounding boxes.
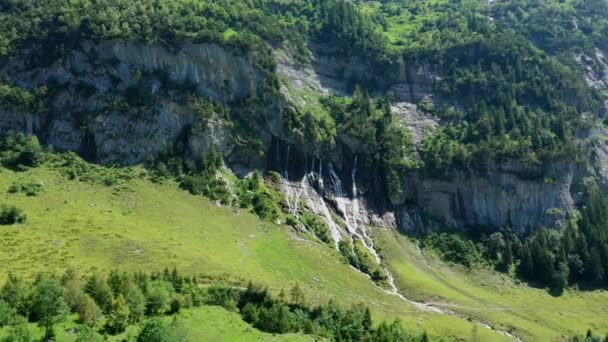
[1,0,608,341]
[0,155,607,341]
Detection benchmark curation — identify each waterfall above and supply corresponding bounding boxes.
[351,155,359,229]
[281,143,295,214]
[293,154,308,214]
[318,158,323,190]
[330,162,359,236]
[285,145,290,180]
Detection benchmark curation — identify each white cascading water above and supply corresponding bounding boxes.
[318,157,323,190]
[279,146,343,247]
[281,144,296,214]
[329,163,358,236]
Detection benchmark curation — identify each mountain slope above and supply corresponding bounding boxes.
[0,160,511,341]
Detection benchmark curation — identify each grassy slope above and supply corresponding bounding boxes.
[0,165,507,341]
[374,229,608,341]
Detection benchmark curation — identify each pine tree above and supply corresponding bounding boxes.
[519,243,534,279]
[290,282,305,306]
[106,295,130,334]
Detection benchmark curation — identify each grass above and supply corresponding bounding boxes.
[374,228,608,341]
[0,163,511,341]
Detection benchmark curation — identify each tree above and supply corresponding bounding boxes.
[106,294,130,334]
[0,300,17,327]
[497,237,513,272]
[145,282,172,315]
[30,277,69,341]
[551,262,569,295]
[137,317,183,342]
[124,282,146,323]
[0,274,29,316]
[74,326,104,342]
[78,295,102,327]
[290,283,305,306]
[84,273,113,313]
[519,243,534,279]
[2,319,33,342]
[63,277,85,313]
[363,307,372,331]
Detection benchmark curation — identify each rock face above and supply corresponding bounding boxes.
[1,41,262,165]
[100,41,261,102]
[406,165,577,233]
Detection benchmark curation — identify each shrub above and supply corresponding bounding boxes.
[0,300,17,327]
[7,182,44,196]
[145,282,172,316]
[77,295,102,327]
[0,205,26,225]
[423,233,481,267]
[2,318,33,342]
[137,317,184,342]
[301,212,333,245]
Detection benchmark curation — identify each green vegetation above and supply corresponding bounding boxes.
[419,180,608,295]
[3,0,603,180]
[0,84,46,113]
[0,205,26,226]
[1,0,608,340]
[0,135,45,170]
[422,233,481,268]
[7,182,44,197]
[0,137,520,340]
[362,0,605,175]
[494,0,608,60]
[0,268,422,342]
[338,239,387,287]
[300,212,332,245]
[236,171,281,222]
[179,147,231,205]
[375,228,608,341]
[321,88,417,199]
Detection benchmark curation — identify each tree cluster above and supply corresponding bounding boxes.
[0,268,425,341]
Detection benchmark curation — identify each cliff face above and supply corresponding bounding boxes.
[1,41,261,165]
[1,40,604,235]
[397,163,579,234]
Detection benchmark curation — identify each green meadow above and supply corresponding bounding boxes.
[375,229,608,341]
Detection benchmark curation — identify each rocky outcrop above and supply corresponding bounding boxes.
[1,40,264,165]
[392,62,439,103]
[579,49,608,92]
[391,102,439,146]
[275,45,586,235]
[98,41,261,102]
[410,165,576,233]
